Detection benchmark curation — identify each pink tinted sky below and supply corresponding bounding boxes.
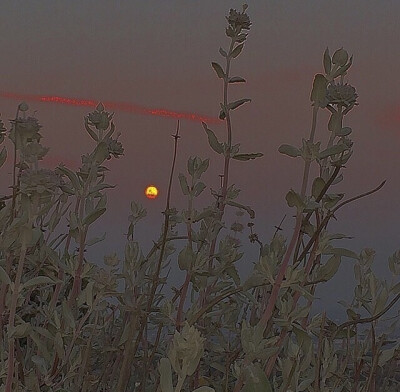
[1,0,399,318]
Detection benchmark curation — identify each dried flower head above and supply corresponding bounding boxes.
[21,140,49,163]
[105,133,124,159]
[327,83,358,107]
[87,102,114,131]
[20,168,61,196]
[226,8,251,32]
[9,116,42,150]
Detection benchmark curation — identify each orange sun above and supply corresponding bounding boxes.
[145,185,159,199]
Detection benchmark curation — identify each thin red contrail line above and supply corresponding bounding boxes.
[0,91,220,124]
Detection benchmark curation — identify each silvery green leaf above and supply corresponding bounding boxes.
[159,358,173,392]
[54,331,64,360]
[0,266,11,286]
[331,173,343,185]
[298,378,314,391]
[316,255,341,281]
[83,207,106,226]
[312,177,326,199]
[211,62,225,79]
[31,355,48,376]
[336,127,352,136]
[22,276,55,290]
[84,120,99,141]
[178,245,195,271]
[86,232,106,246]
[323,193,344,209]
[278,144,301,158]
[193,182,206,197]
[93,141,109,164]
[56,165,81,191]
[9,322,31,338]
[228,98,251,110]
[388,250,400,275]
[232,152,263,161]
[378,346,398,368]
[332,47,349,66]
[202,122,223,154]
[331,55,353,79]
[390,281,400,294]
[318,144,348,159]
[323,47,331,75]
[325,248,359,260]
[375,286,389,314]
[285,190,305,211]
[328,112,341,133]
[178,173,190,195]
[242,363,273,392]
[231,43,244,58]
[219,47,227,57]
[0,146,6,168]
[229,76,246,83]
[62,300,75,330]
[310,74,328,107]
[226,266,241,286]
[226,200,255,219]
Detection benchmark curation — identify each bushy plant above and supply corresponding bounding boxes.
[0,4,399,392]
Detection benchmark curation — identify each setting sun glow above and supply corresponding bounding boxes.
[145,185,159,199]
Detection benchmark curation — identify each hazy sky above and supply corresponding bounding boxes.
[1,1,399,320]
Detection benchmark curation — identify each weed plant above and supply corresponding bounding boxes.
[0,4,399,392]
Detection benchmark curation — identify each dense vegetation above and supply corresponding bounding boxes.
[0,4,399,391]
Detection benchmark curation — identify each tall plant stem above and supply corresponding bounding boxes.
[5,194,38,392]
[118,121,180,392]
[233,105,319,392]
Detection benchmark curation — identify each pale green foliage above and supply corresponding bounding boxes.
[0,4,399,392]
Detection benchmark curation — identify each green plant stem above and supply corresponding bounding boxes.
[121,121,180,392]
[5,194,38,392]
[233,105,319,392]
[5,241,27,392]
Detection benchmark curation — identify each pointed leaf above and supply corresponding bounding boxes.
[228,98,251,111]
[323,47,331,74]
[202,122,223,154]
[211,62,225,79]
[159,358,173,392]
[232,153,263,161]
[83,207,106,226]
[22,276,55,290]
[318,144,347,159]
[312,177,326,199]
[278,144,301,158]
[226,201,255,219]
[178,173,190,195]
[316,255,341,281]
[310,74,328,106]
[231,43,244,58]
[0,147,7,168]
[229,76,246,83]
[84,121,99,142]
[0,266,11,286]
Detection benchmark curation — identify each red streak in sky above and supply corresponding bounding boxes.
[0,91,220,124]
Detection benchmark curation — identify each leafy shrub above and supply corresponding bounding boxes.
[0,4,399,392]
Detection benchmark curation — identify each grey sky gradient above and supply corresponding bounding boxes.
[1,1,399,321]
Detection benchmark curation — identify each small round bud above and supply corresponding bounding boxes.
[19,102,29,112]
[332,48,348,67]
